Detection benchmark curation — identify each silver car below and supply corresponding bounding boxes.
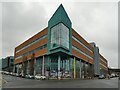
[35,74,46,80]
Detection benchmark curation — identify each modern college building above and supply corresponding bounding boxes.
[14,4,108,79]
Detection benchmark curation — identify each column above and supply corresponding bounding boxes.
[69,58,72,78]
[84,62,86,79]
[48,57,51,76]
[42,56,44,76]
[49,57,51,70]
[58,55,61,79]
[60,60,62,68]
[68,59,70,72]
[88,63,91,79]
[74,57,76,79]
[17,64,19,75]
[34,59,36,76]
[65,60,67,71]
[63,59,65,77]
[21,63,24,76]
[92,64,94,78]
[13,65,15,73]
[63,60,65,69]
[27,61,29,75]
[80,60,82,78]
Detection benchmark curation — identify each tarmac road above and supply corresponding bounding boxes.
[2,74,119,88]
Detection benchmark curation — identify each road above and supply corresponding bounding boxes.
[2,74,119,88]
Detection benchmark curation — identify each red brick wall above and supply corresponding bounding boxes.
[14,27,48,64]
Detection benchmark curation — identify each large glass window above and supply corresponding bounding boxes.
[51,23,69,49]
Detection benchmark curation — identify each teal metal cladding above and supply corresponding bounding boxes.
[48,4,72,55]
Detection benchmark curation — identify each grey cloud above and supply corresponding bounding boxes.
[2,2,47,57]
[65,2,118,68]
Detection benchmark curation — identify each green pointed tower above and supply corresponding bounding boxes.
[48,4,72,55]
[48,4,71,28]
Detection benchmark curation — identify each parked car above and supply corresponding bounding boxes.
[4,71,9,75]
[66,74,71,78]
[50,70,57,78]
[15,73,21,77]
[35,74,46,80]
[9,72,13,75]
[98,75,105,79]
[29,75,34,79]
[21,74,25,78]
[16,73,19,77]
[25,74,34,79]
[12,73,16,76]
[65,72,71,78]
[35,74,41,79]
[40,76,46,80]
[109,75,114,78]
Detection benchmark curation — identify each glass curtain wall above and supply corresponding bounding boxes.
[50,57,58,78]
[76,60,80,78]
[62,59,70,78]
[49,56,71,78]
[35,58,42,75]
[51,23,69,49]
[81,61,85,79]
[70,58,74,78]
[26,61,30,75]
[85,63,89,78]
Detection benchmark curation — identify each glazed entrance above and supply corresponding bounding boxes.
[49,53,71,79]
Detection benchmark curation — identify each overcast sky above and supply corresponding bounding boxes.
[2,1,118,68]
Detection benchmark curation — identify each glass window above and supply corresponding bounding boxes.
[51,23,69,49]
[16,34,47,53]
[72,36,93,53]
[72,45,93,60]
[15,44,47,60]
